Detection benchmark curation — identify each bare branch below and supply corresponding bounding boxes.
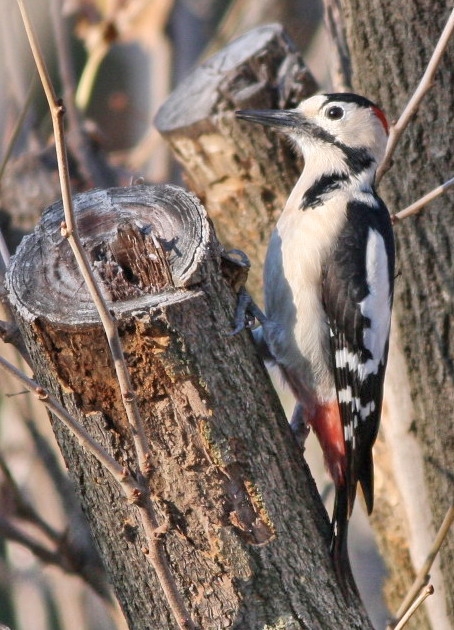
[393,585,434,630]
[0,354,190,616]
[392,177,454,223]
[0,454,60,542]
[0,512,111,601]
[0,229,11,269]
[377,7,454,182]
[75,38,110,113]
[0,74,37,182]
[0,449,113,601]
[14,3,196,627]
[0,355,127,484]
[16,0,150,472]
[388,505,454,628]
[0,515,64,567]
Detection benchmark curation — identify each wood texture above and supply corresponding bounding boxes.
[340,1,454,628]
[155,23,317,295]
[6,184,372,628]
[155,17,454,629]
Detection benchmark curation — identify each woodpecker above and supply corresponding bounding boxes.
[236,93,395,593]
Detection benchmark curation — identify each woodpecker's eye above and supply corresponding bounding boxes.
[326,106,344,120]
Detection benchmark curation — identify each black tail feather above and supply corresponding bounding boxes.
[330,486,359,598]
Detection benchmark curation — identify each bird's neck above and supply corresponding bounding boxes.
[285,151,378,213]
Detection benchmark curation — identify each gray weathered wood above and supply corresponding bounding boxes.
[326,3,454,629]
[6,184,372,628]
[155,23,317,294]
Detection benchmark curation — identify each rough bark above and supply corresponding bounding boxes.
[5,184,372,628]
[338,2,454,629]
[155,17,454,629]
[155,23,317,295]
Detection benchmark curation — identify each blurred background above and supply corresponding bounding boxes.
[0,0,387,628]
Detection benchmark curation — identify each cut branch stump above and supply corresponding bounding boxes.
[6,184,372,628]
[155,23,317,294]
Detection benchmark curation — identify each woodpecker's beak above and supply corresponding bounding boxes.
[235,109,302,131]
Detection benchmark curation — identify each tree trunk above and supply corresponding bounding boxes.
[155,15,454,630]
[6,184,372,628]
[331,2,454,628]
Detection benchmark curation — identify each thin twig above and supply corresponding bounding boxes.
[140,493,196,630]
[0,454,61,542]
[16,0,149,472]
[0,355,127,486]
[0,74,37,182]
[392,505,454,624]
[393,585,434,630]
[15,3,195,627]
[76,39,110,113]
[377,8,454,182]
[0,513,110,602]
[0,356,177,612]
[393,177,454,223]
[0,452,112,601]
[0,357,196,629]
[0,515,65,567]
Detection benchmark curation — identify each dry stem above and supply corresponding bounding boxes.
[0,453,61,542]
[16,0,149,475]
[393,586,434,630]
[393,177,454,223]
[14,2,196,627]
[0,515,67,567]
[387,505,454,629]
[0,352,197,628]
[377,8,454,182]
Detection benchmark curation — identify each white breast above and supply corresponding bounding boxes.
[262,191,348,407]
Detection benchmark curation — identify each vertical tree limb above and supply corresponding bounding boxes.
[339,2,454,628]
[6,183,373,628]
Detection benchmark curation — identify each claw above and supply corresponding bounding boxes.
[230,287,266,335]
[290,403,310,451]
[221,248,251,294]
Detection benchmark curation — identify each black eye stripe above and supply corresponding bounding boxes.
[326,106,344,120]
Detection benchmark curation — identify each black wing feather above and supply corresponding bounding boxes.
[322,199,394,517]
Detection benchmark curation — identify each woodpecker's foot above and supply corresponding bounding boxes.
[221,248,251,294]
[230,286,266,335]
[290,403,310,451]
[220,248,265,334]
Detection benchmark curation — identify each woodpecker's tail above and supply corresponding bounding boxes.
[330,486,358,598]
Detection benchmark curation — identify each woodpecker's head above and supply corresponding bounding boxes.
[236,93,389,177]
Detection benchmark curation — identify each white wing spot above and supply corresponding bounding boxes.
[359,229,391,377]
[338,386,376,423]
[343,422,356,448]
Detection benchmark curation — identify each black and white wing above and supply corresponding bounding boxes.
[322,199,395,517]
